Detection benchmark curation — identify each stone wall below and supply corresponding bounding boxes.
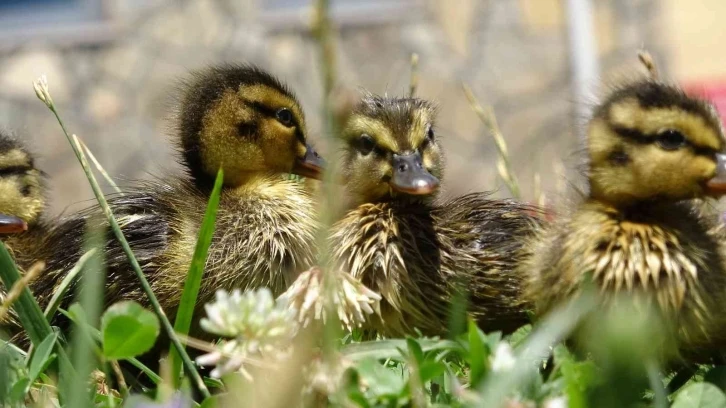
[0,0,664,215]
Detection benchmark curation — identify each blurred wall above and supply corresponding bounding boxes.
[0,0,702,216]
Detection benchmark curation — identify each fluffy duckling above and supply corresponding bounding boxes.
[26,65,324,338]
[0,132,47,248]
[0,132,52,333]
[331,95,539,336]
[522,79,726,355]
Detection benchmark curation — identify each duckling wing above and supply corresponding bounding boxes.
[30,187,176,315]
[435,193,542,256]
[433,192,542,332]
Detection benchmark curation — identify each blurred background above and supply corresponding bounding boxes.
[0,0,723,216]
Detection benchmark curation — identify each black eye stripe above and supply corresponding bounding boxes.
[611,126,650,143]
[610,125,718,155]
[0,165,32,177]
[240,98,299,127]
[692,145,718,157]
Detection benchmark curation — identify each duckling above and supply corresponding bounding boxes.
[0,131,47,250]
[0,131,51,330]
[331,95,540,336]
[23,64,324,339]
[522,79,726,355]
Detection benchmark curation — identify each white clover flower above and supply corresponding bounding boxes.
[33,74,53,108]
[196,288,298,378]
[200,287,297,341]
[490,342,516,373]
[278,267,381,331]
[543,396,567,408]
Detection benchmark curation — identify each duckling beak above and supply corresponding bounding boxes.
[0,214,27,234]
[390,152,439,195]
[706,153,726,196]
[292,143,325,180]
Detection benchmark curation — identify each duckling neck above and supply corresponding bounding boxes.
[188,171,316,299]
[346,194,435,211]
[587,194,695,219]
[226,172,301,199]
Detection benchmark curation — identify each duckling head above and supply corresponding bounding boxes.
[340,95,443,205]
[587,80,726,206]
[0,133,43,232]
[177,64,324,189]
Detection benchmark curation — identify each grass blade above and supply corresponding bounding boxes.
[69,223,106,408]
[43,248,96,322]
[0,244,51,346]
[462,84,521,199]
[0,242,80,404]
[27,332,58,388]
[170,168,223,386]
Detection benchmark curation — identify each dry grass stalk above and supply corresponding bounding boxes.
[311,0,349,359]
[462,84,521,198]
[78,138,123,195]
[0,261,45,322]
[638,50,659,80]
[409,53,420,97]
[109,361,128,396]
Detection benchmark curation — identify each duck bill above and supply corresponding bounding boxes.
[390,152,440,195]
[0,214,27,234]
[292,143,325,180]
[707,153,726,197]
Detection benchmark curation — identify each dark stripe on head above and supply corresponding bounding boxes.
[611,124,719,158]
[611,125,650,144]
[597,80,723,136]
[0,165,33,177]
[352,94,436,151]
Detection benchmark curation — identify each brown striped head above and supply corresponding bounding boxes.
[587,80,726,206]
[0,133,43,229]
[177,64,323,189]
[340,95,443,205]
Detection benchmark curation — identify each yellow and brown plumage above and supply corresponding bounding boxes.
[0,132,44,235]
[331,95,540,336]
[0,132,58,270]
[4,64,324,340]
[522,79,726,355]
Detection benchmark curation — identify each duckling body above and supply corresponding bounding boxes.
[332,95,538,336]
[523,80,726,354]
[12,65,323,339]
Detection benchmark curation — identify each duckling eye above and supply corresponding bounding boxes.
[275,108,294,127]
[426,125,435,141]
[656,130,686,151]
[358,134,376,156]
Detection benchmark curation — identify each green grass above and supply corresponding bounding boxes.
[169,168,224,387]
